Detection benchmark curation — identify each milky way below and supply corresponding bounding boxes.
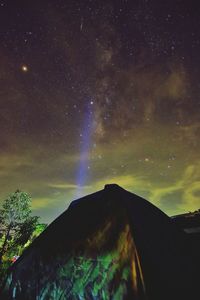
[0,0,200,223]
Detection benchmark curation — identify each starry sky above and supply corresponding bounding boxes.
[1,0,200,223]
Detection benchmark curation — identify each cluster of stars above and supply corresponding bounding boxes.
[0,0,199,221]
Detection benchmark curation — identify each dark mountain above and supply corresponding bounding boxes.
[0,184,196,299]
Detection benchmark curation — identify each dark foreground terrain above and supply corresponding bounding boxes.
[0,184,198,300]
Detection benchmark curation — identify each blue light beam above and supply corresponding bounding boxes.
[75,102,94,197]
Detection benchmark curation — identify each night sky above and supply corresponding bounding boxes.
[1,0,200,223]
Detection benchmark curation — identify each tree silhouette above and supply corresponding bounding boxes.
[0,190,39,265]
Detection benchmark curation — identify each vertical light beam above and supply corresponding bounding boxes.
[75,102,94,197]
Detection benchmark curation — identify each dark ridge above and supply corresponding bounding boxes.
[0,185,196,300]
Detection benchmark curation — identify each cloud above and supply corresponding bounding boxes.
[149,163,200,215]
[32,197,54,210]
[91,174,145,191]
[48,182,91,190]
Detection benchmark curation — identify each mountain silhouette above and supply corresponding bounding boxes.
[0,184,195,299]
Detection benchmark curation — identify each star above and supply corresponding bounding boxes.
[0,0,199,224]
[21,65,28,72]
